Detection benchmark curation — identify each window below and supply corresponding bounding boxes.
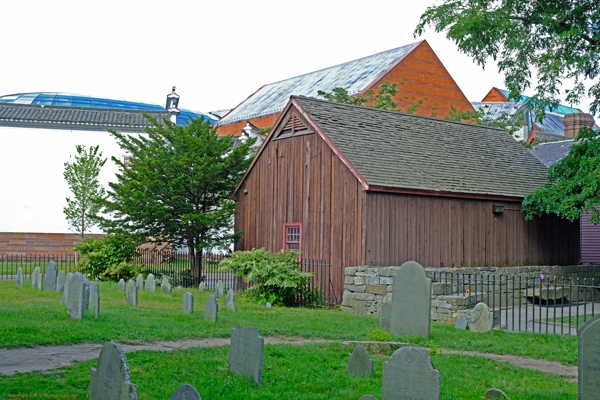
[283,223,302,252]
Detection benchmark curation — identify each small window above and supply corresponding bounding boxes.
[283,223,302,252]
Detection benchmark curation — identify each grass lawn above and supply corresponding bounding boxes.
[0,343,576,400]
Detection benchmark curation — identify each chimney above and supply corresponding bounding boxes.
[166,86,180,124]
[563,113,595,138]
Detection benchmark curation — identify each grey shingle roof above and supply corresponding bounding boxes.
[295,96,549,198]
[529,140,574,167]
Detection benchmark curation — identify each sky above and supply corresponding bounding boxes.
[0,0,593,116]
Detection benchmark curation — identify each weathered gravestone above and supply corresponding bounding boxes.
[45,261,58,291]
[354,301,366,316]
[348,346,374,377]
[126,279,138,308]
[229,325,264,385]
[379,303,391,333]
[214,288,219,302]
[455,314,468,330]
[183,292,194,313]
[145,274,156,292]
[226,289,236,311]
[83,277,90,311]
[15,267,23,287]
[217,280,224,296]
[484,388,510,399]
[170,384,201,400]
[90,341,138,400]
[205,295,218,323]
[579,314,600,400]
[469,303,492,333]
[32,266,43,290]
[112,284,116,289]
[67,273,85,321]
[63,273,74,306]
[390,261,431,337]
[266,302,272,309]
[136,274,144,291]
[118,278,125,291]
[57,270,66,293]
[198,282,205,291]
[382,346,440,400]
[161,277,172,296]
[358,396,378,400]
[89,281,100,318]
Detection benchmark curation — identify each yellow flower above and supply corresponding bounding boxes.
[465,290,470,294]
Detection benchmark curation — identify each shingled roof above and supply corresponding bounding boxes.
[293,96,549,199]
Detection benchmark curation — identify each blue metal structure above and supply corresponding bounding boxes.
[497,89,581,115]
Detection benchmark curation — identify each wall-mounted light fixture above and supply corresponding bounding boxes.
[243,189,248,195]
[492,204,505,214]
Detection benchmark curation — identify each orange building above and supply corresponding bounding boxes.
[217,40,474,136]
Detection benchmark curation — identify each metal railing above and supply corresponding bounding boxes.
[431,271,600,335]
[0,253,79,288]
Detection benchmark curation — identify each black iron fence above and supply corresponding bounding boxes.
[0,253,79,288]
[431,271,600,335]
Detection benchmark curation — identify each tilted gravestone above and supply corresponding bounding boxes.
[126,279,138,308]
[136,274,144,291]
[89,281,100,318]
[455,314,468,330]
[67,273,85,321]
[161,277,172,296]
[145,274,156,292]
[90,341,138,400]
[579,314,600,399]
[217,280,224,296]
[57,270,66,293]
[118,278,125,291]
[379,303,391,333]
[469,303,492,333]
[390,261,431,337]
[15,267,23,287]
[32,266,43,290]
[199,282,205,291]
[348,346,374,377]
[205,295,218,323]
[170,384,201,400]
[183,292,194,314]
[63,273,74,306]
[226,289,236,311]
[45,261,58,291]
[382,346,440,400]
[484,388,510,399]
[229,325,264,385]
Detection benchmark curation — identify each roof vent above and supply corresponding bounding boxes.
[563,113,595,138]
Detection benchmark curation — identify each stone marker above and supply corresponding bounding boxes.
[359,396,378,400]
[199,282,205,291]
[469,303,492,333]
[348,346,374,377]
[382,346,440,400]
[32,266,43,290]
[183,292,194,313]
[390,261,431,337]
[161,277,172,296]
[89,281,100,318]
[266,302,272,309]
[15,267,23,287]
[118,278,125,291]
[484,388,510,399]
[214,288,219,302]
[112,284,116,289]
[136,274,144,291]
[205,295,218,323]
[83,277,90,311]
[455,314,468,330]
[145,274,155,292]
[45,261,58,291]
[354,301,366,315]
[126,279,138,308]
[579,314,600,399]
[67,272,85,321]
[379,303,391,333]
[226,289,236,311]
[229,325,264,385]
[57,270,66,293]
[170,384,201,400]
[63,273,74,306]
[90,341,138,400]
[217,280,224,296]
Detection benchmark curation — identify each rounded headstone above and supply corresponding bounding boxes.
[382,346,440,400]
[469,303,492,333]
[170,384,201,400]
[145,274,156,292]
[579,314,600,399]
[126,279,138,308]
[205,295,218,323]
[183,292,194,314]
[45,261,58,291]
[15,267,24,287]
[57,270,66,293]
[455,314,468,330]
[390,261,431,337]
[358,396,378,400]
[136,274,144,291]
[161,277,172,296]
[31,266,43,290]
[348,346,374,377]
[266,302,272,309]
[484,388,510,399]
[90,342,137,400]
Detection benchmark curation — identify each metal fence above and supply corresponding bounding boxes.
[0,253,79,288]
[432,271,600,335]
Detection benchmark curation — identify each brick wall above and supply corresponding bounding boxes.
[0,232,105,254]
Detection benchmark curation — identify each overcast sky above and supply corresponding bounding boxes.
[0,0,593,115]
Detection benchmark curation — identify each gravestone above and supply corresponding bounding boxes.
[390,261,431,337]
[15,267,23,287]
[359,396,378,400]
[226,289,236,311]
[136,274,144,291]
[90,341,138,400]
[145,274,156,292]
[112,284,116,289]
[199,282,205,291]
[354,302,366,315]
[579,314,600,399]
[205,295,218,323]
[484,388,510,399]
[455,314,468,330]
[32,266,43,290]
[214,288,219,302]
[67,273,85,321]
[266,302,272,309]
[170,384,201,400]
[63,273,74,306]
[45,261,57,291]
[83,278,90,311]
[89,282,100,318]
[183,292,194,314]
[469,303,492,333]
[161,277,172,296]
[118,278,125,291]
[382,346,440,400]
[348,346,374,377]
[217,280,224,296]
[57,270,66,293]
[126,279,138,308]
[229,325,264,385]
[379,303,391,333]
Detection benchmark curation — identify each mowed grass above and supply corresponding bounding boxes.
[0,343,577,400]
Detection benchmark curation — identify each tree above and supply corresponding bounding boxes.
[444,104,525,138]
[63,145,107,238]
[522,126,600,224]
[415,0,600,119]
[101,115,256,274]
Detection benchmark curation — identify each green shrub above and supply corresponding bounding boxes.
[367,329,392,342]
[219,248,314,306]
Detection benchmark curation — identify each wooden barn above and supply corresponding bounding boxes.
[233,96,580,302]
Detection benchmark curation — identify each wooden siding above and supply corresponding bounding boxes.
[234,130,366,301]
[365,192,580,267]
[581,210,600,264]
